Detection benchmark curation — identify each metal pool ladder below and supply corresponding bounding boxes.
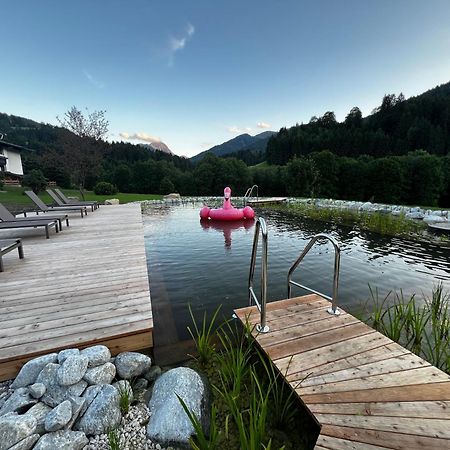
[244,184,259,206]
[287,233,341,316]
[248,219,341,333]
[248,217,269,333]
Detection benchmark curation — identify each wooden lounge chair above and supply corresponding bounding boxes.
[0,217,59,239]
[47,189,97,212]
[54,188,99,210]
[25,191,88,218]
[0,239,24,272]
[0,203,70,230]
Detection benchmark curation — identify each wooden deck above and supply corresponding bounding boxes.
[235,294,450,450]
[0,204,153,381]
[247,197,287,205]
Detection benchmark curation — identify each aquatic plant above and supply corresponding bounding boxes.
[364,283,450,374]
[187,304,222,367]
[177,395,221,450]
[282,203,427,240]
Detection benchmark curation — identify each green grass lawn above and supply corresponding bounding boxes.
[0,186,162,205]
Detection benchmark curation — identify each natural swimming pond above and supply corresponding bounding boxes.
[143,203,450,361]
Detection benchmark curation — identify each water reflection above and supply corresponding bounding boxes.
[200,218,255,248]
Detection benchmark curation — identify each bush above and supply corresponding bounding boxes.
[0,173,4,189]
[93,181,117,195]
[22,169,47,194]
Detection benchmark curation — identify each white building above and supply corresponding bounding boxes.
[0,140,32,176]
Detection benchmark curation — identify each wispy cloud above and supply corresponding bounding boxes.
[120,132,162,143]
[227,126,253,134]
[257,121,271,129]
[168,22,195,66]
[82,69,105,89]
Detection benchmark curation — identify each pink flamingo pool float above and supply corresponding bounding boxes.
[200,187,255,221]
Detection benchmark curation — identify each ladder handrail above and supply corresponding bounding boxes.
[248,216,269,332]
[244,184,259,206]
[287,233,341,315]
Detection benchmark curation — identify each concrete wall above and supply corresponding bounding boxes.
[2,149,24,175]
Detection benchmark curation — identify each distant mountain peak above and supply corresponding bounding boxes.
[190,131,277,163]
[139,141,173,155]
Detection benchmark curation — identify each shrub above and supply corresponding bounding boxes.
[22,169,47,194]
[0,173,4,189]
[93,181,117,195]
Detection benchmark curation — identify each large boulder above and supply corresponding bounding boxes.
[11,354,58,389]
[36,364,87,407]
[33,430,88,450]
[0,412,37,450]
[74,384,121,435]
[80,346,111,368]
[115,352,152,379]
[104,199,119,205]
[146,367,210,448]
[57,355,89,386]
[0,388,37,416]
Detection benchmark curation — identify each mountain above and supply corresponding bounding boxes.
[190,131,277,163]
[139,141,173,155]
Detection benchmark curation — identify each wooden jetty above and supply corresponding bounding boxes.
[247,197,287,205]
[0,204,153,381]
[235,294,450,450]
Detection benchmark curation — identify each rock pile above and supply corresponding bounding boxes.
[0,346,209,450]
[0,346,152,450]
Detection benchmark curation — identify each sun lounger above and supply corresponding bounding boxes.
[25,191,88,218]
[47,189,97,211]
[0,203,69,230]
[0,217,59,239]
[0,239,24,272]
[54,188,99,210]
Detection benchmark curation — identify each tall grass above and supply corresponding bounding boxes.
[187,304,222,368]
[364,283,450,374]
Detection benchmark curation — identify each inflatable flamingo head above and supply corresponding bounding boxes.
[224,187,231,199]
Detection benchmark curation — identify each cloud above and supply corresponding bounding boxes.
[257,122,271,129]
[227,126,253,134]
[120,132,162,143]
[82,69,105,89]
[168,22,195,66]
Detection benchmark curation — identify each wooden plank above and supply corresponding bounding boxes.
[301,381,450,404]
[286,343,410,383]
[297,366,449,396]
[315,414,450,439]
[319,424,449,449]
[308,401,450,420]
[315,435,389,450]
[298,353,430,388]
[265,322,376,361]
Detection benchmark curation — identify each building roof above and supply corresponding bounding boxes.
[0,140,35,153]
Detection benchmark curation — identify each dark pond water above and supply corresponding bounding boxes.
[143,203,450,358]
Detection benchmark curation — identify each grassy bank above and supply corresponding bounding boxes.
[270,203,450,245]
[0,186,162,205]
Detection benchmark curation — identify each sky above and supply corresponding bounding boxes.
[1,0,450,157]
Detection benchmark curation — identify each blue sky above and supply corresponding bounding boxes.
[1,0,450,157]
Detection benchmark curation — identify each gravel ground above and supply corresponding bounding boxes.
[83,403,177,450]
